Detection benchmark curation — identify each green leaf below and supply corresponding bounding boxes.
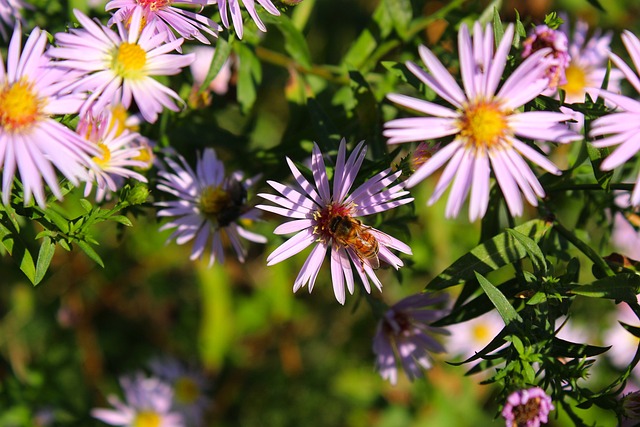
[235,43,262,113]
[427,219,551,290]
[586,141,613,190]
[506,228,547,274]
[550,337,610,358]
[109,215,133,227]
[199,32,233,95]
[383,0,412,41]
[76,240,104,268]
[344,29,377,69]
[18,245,36,284]
[567,273,640,302]
[79,199,92,213]
[586,0,605,12]
[265,14,312,69]
[475,272,522,325]
[34,237,56,286]
[492,6,504,45]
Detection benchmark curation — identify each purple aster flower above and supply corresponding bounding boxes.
[150,357,210,427]
[212,0,280,40]
[48,8,195,123]
[256,139,413,305]
[384,22,580,220]
[589,30,640,207]
[105,0,221,49]
[91,373,184,427]
[156,148,267,266]
[0,24,98,208]
[501,387,554,427]
[372,293,449,385]
[77,108,148,202]
[0,0,30,40]
[522,25,571,92]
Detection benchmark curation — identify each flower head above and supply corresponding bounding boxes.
[156,148,267,266]
[0,0,29,40]
[589,30,640,207]
[91,373,184,427]
[384,22,580,220]
[372,293,449,385]
[105,0,220,48]
[0,24,97,207]
[78,108,149,202]
[522,25,571,91]
[48,8,194,123]
[446,309,503,360]
[212,0,280,39]
[501,387,554,427]
[256,139,413,305]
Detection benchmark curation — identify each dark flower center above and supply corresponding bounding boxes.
[512,398,541,427]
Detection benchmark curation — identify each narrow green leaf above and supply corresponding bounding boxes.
[475,271,522,325]
[586,141,613,189]
[427,219,551,290]
[492,7,504,45]
[18,245,36,284]
[109,215,133,227]
[34,237,56,286]
[234,43,261,113]
[344,29,377,69]
[480,1,502,27]
[550,337,610,358]
[587,0,606,12]
[506,228,547,274]
[79,199,92,213]
[76,240,104,268]
[264,13,312,69]
[384,0,412,41]
[567,273,640,302]
[199,33,233,95]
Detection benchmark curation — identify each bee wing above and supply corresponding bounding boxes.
[368,228,412,254]
[363,252,380,270]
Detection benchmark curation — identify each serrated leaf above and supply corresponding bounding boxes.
[506,228,547,274]
[427,219,551,290]
[264,13,312,69]
[76,240,104,268]
[34,237,56,286]
[475,272,522,325]
[567,273,640,302]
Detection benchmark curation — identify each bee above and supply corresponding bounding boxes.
[217,179,248,227]
[329,215,380,270]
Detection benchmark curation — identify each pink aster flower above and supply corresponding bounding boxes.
[372,293,449,385]
[77,109,148,202]
[212,0,280,39]
[384,22,580,220]
[0,0,29,40]
[589,30,640,207]
[48,8,195,123]
[105,0,220,48]
[256,139,413,305]
[0,24,98,208]
[156,148,267,265]
[91,373,184,427]
[501,387,554,427]
[522,24,571,92]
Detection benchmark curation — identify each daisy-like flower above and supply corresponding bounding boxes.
[589,30,640,207]
[0,24,98,208]
[156,148,267,266]
[501,387,554,427]
[384,22,580,220]
[372,293,449,385]
[446,309,503,360]
[150,357,210,427]
[212,0,280,40]
[77,109,148,202]
[48,8,195,123]
[91,373,184,427]
[522,24,571,92]
[0,0,29,40]
[105,0,220,48]
[256,139,413,305]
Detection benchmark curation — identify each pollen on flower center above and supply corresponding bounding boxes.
[137,0,172,11]
[512,398,542,426]
[113,43,147,79]
[133,411,161,427]
[200,185,231,216]
[92,143,112,168]
[312,203,355,243]
[0,80,42,132]
[472,324,490,342]
[458,101,508,150]
[561,64,587,98]
[174,377,199,404]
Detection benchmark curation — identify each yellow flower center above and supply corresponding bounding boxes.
[561,64,587,99]
[133,411,161,427]
[109,104,132,136]
[458,101,508,150]
[92,143,112,168]
[113,43,147,79]
[0,80,42,132]
[175,377,199,405]
[132,144,154,170]
[471,323,491,343]
[200,185,231,217]
[137,0,172,11]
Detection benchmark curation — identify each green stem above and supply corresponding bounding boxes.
[553,221,614,277]
[254,46,349,85]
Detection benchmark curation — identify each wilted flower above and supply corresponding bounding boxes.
[256,139,413,305]
[501,387,554,427]
[384,22,579,220]
[212,0,280,39]
[91,373,184,427]
[49,8,194,123]
[156,148,267,266]
[150,357,210,427]
[373,293,449,385]
[0,24,97,207]
[522,24,571,91]
[589,30,640,207]
[106,0,220,48]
